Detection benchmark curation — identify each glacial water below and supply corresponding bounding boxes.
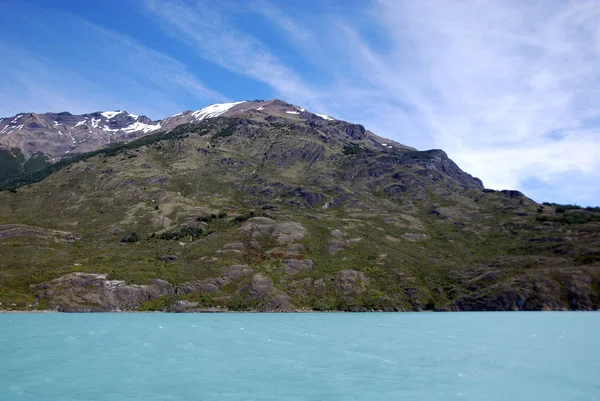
[0,312,598,401]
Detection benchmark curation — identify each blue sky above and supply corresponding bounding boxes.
[0,0,599,206]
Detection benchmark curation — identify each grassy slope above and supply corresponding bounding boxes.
[0,117,598,311]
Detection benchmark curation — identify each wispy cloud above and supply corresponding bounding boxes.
[143,0,324,109]
[0,6,224,119]
[362,0,600,204]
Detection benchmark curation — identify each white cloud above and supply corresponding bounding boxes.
[362,0,600,204]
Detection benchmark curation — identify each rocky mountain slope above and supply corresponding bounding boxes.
[0,100,598,312]
[0,110,160,159]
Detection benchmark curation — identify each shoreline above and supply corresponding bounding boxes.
[1,309,598,314]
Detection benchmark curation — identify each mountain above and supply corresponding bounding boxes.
[0,100,404,162]
[0,110,160,158]
[0,100,598,312]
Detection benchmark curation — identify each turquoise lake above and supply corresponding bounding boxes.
[1,312,598,400]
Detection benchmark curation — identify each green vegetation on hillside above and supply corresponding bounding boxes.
[0,115,598,312]
[0,121,222,191]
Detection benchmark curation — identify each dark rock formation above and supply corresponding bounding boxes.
[33,273,174,312]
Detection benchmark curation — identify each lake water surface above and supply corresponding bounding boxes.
[1,312,598,401]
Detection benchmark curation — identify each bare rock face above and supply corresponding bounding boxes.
[328,240,346,255]
[285,243,304,256]
[0,111,160,159]
[178,265,254,295]
[237,273,295,312]
[177,278,228,294]
[247,273,273,299]
[335,269,368,297]
[34,273,174,312]
[222,265,254,281]
[281,259,314,275]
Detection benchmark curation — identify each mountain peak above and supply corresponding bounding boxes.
[100,110,126,119]
[181,99,336,123]
[0,99,376,161]
[191,101,246,122]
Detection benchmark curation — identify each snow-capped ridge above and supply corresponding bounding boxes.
[101,111,124,119]
[191,101,246,122]
[120,121,161,133]
[316,114,335,121]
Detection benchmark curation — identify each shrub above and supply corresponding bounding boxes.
[218,211,228,218]
[213,122,237,138]
[121,232,140,243]
[343,144,362,155]
[158,227,204,241]
[536,213,600,225]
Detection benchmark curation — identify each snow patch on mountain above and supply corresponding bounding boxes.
[191,101,246,122]
[101,111,124,119]
[120,121,161,133]
[316,114,334,121]
[285,111,300,115]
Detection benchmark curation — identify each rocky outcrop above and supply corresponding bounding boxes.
[0,111,159,160]
[335,269,368,298]
[28,266,600,312]
[0,224,77,242]
[444,271,599,311]
[239,218,308,244]
[33,273,174,312]
[235,273,295,311]
[281,259,314,275]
